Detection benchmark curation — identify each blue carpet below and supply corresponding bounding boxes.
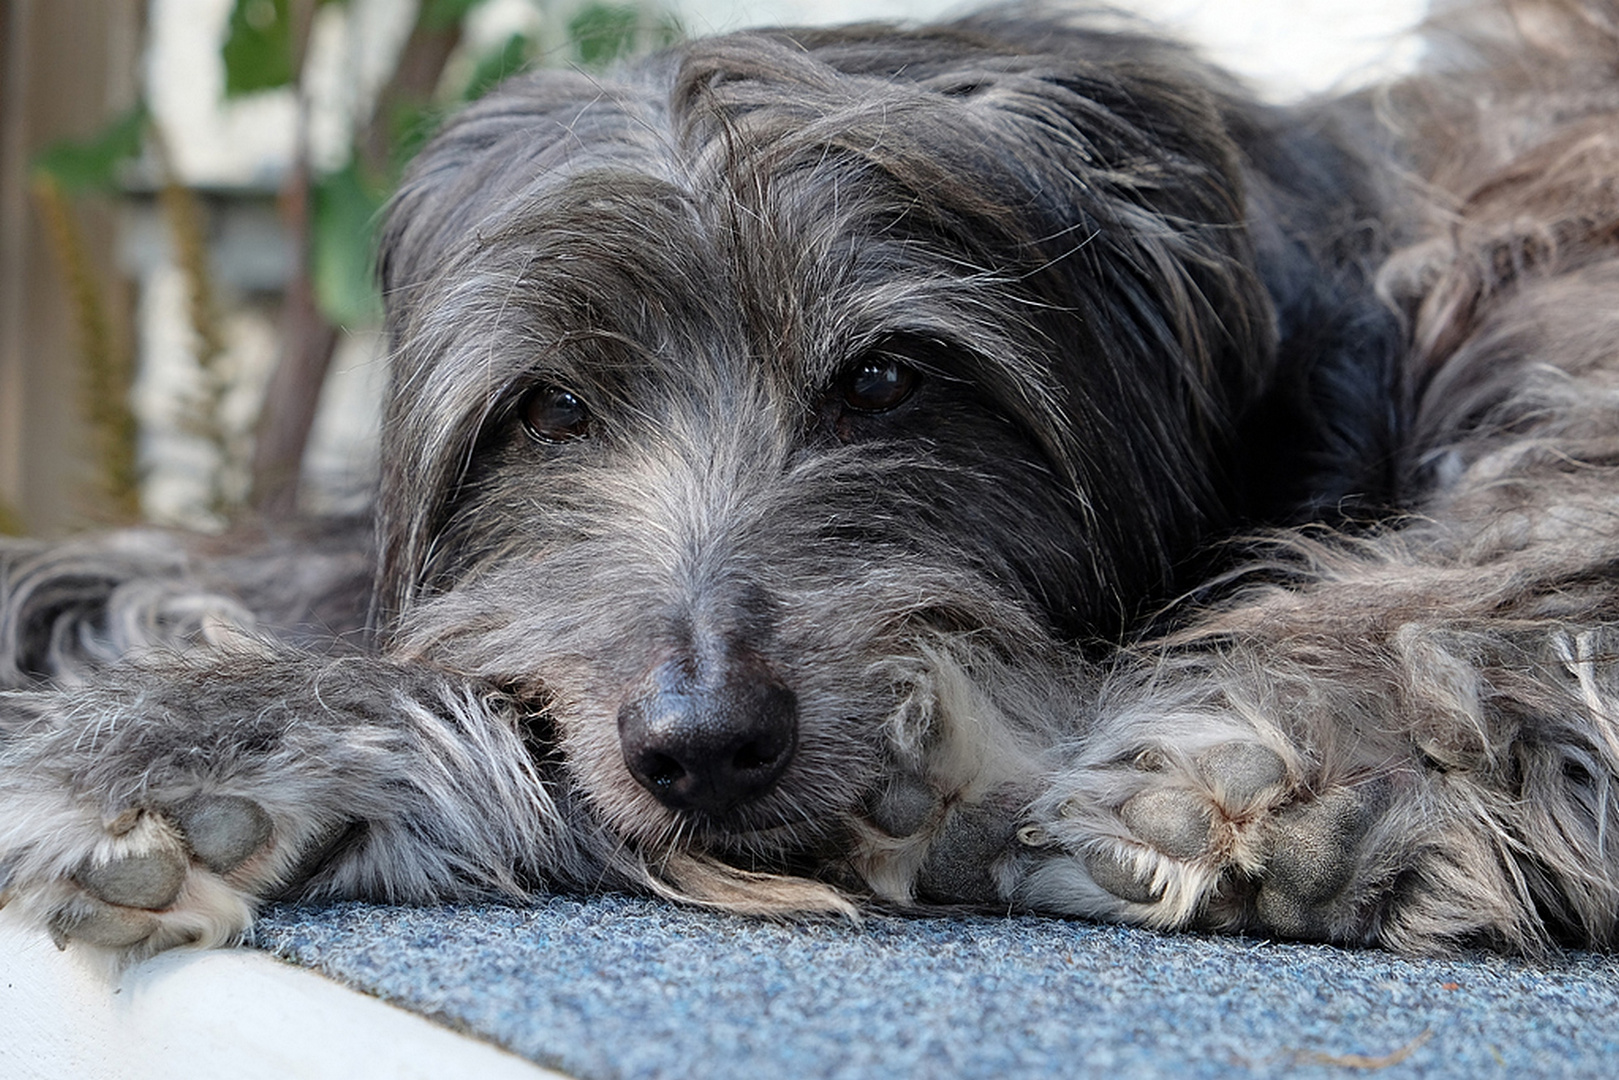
[252,897,1619,1078]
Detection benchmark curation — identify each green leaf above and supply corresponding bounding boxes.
[567,3,681,69]
[32,106,147,193]
[222,0,294,97]
[311,163,384,327]
[221,0,354,97]
[567,3,640,69]
[387,100,447,179]
[463,33,532,101]
[421,0,486,32]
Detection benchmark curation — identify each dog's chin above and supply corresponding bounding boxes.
[685,815,826,857]
[598,782,859,863]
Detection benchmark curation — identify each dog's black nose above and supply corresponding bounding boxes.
[618,652,797,815]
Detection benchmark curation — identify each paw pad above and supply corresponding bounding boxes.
[1119,788,1214,859]
[46,794,276,952]
[1083,847,1163,904]
[1261,786,1375,902]
[1078,739,1377,934]
[175,795,273,874]
[75,849,186,910]
[50,902,162,949]
[1253,780,1391,938]
[1195,742,1288,808]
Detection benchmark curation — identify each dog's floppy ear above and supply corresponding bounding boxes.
[377,68,623,325]
[374,68,640,620]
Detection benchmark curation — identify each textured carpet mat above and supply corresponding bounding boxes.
[254,897,1619,1079]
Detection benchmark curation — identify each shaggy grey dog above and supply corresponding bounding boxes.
[4,0,1619,958]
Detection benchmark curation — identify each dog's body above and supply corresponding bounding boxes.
[5,0,1619,957]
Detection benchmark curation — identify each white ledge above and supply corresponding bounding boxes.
[0,912,564,1080]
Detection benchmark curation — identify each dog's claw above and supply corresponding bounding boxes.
[103,807,142,836]
[175,795,273,874]
[75,848,187,910]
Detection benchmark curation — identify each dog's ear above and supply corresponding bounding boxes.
[377,69,622,322]
[374,69,618,619]
[375,64,689,617]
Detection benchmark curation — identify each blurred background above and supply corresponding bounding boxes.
[0,0,1425,537]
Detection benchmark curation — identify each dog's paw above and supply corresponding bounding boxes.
[0,791,281,957]
[1015,735,1395,942]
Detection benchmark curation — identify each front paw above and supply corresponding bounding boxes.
[1015,734,1396,942]
[1,790,283,956]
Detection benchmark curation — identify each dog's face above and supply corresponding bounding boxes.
[373,26,1274,865]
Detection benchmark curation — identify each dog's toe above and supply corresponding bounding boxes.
[75,847,187,910]
[1261,787,1371,899]
[1032,725,1407,943]
[1083,847,1163,903]
[1119,787,1214,859]
[1253,782,1387,937]
[174,795,273,874]
[50,898,162,949]
[9,796,278,957]
[1195,742,1289,809]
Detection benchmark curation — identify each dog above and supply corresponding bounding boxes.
[4,0,1619,959]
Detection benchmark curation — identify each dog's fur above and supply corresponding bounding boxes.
[5,0,1619,958]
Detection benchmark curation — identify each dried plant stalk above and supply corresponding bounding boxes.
[0,498,24,535]
[158,175,237,518]
[31,174,140,523]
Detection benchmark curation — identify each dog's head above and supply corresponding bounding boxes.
[372,19,1274,871]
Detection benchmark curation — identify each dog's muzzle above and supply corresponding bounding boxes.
[617,648,798,815]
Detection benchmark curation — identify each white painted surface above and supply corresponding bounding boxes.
[0,913,566,1080]
[678,0,1429,98]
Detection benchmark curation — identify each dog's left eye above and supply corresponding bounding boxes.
[840,358,920,413]
[520,385,592,442]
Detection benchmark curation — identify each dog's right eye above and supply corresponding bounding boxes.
[839,357,920,413]
[520,385,592,443]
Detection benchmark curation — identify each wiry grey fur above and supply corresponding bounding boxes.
[5,0,1619,959]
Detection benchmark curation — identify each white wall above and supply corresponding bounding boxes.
[675,0,1428,98]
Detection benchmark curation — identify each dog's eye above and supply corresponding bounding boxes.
[840,358,920,413]
[520,385,591,442]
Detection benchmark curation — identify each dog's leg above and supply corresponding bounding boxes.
[0,647,592,957]
[0,532,254,689]
[1010,520,1619,953]
[0,520,374,691]
[1012,220,1619,952]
